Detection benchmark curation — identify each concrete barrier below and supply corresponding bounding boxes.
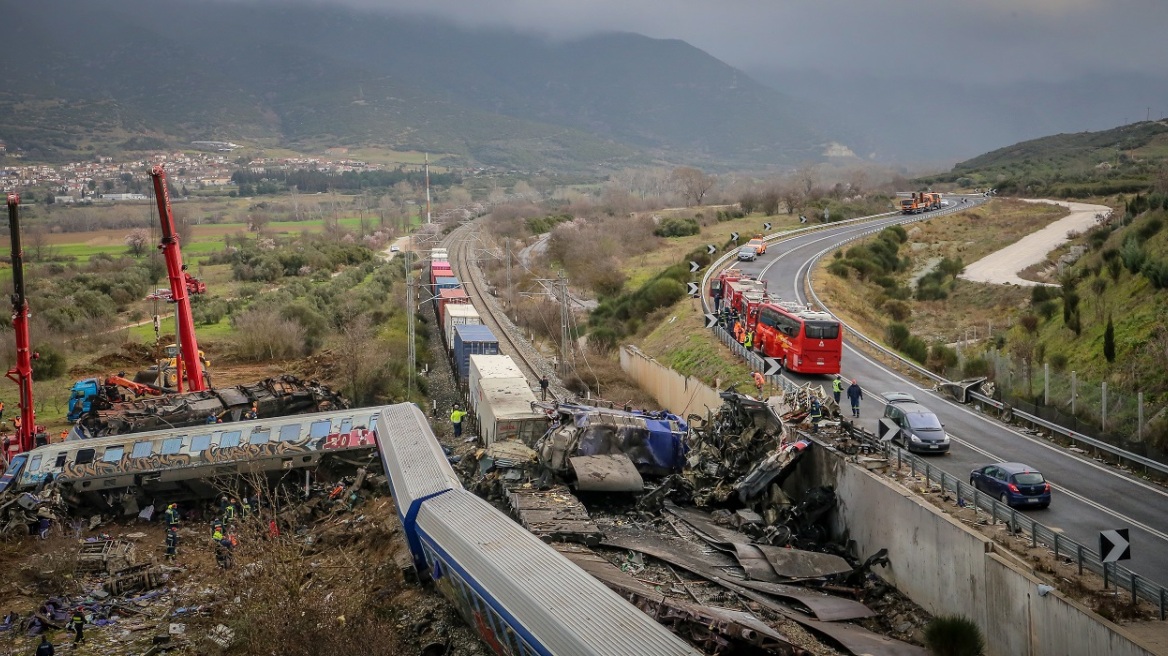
[619,345,723,418]
[796,445,1159,656]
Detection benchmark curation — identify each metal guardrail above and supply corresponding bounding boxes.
[820,423,1168,620]
[799,213,1168,479]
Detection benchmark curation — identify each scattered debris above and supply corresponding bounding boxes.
[507,485,602,545]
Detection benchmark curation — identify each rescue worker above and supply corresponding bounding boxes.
[216,533,235,569]
[847,379,863,418]
[0,399,5,421]
[223,499,236,526]
[165,526,179,561]
[205,413,218,425]
[35,634,55,656]
[450,404,466,439]
[743,329,754,350]
[12,417,20,432]
[163,503,180,530]
[832,375,843,404]
[58,430,68,442]
[539,376,549,401]
[36,506,52,540]
[752,371,766,398]
[70,607,85,644]
[809,400,823,434]
[244,403,258,420]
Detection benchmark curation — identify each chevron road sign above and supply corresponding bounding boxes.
[690,261,700,273]
[763,222,772,231]
[687,282,700,297]
[730,232,739,241]
[763,357,782,376]
[879,418,900,442]
[1100,529,1131,563]
[707,244,717,255]
[704,313,717,328]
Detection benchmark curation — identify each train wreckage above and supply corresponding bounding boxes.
[70,375,348,438]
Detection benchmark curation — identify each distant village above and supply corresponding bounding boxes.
[0,143,388,203]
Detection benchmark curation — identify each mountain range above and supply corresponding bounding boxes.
[0,0,840,170]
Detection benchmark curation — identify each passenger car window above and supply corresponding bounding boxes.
[131,441,153,459]
[278,424,301,442]
[249,430,271,445]
[309,420,332,439]
[102,446,124,463]
[28,455,42,471]
[907,412,942,430]
[76,448,96,465]
[219,431,242,448]
[161,438,183,455]
[190,434,212,452]
[1013,472,1045,485]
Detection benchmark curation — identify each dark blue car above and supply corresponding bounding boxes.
[969,462,1051,509]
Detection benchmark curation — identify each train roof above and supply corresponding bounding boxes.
[470,354,525,379]
[417,489,701,656]
[478,378,540,417]
[376,404,462,513]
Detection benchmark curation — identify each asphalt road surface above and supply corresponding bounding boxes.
[732,202,1168,585]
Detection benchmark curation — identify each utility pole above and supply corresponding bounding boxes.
[559,271,571,376]
[505,240,513,311]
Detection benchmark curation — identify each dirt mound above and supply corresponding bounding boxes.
[69,342,155,377]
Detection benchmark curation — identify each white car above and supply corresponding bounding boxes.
[390,246,400,252]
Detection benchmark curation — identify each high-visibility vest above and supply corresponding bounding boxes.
[744,331,754,348]
[450,409,465,424]
[832,379,843,393]
[752,372,765,388]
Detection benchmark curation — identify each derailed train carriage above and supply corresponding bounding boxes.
[1,408,378,512]
[377,403,702,656]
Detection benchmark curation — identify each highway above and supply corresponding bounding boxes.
[730,202,1168,585]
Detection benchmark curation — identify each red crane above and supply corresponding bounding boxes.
[5,194,40,454]
[150,166,207,392]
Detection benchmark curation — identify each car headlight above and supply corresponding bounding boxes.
[942,434,950,443]
[910,434,921,443]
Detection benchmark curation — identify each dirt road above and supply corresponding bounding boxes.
[960,199,1110,286]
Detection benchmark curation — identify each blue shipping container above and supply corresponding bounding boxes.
[453,324,500,380]
[434,276,461,291]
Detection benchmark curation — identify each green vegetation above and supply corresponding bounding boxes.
[924,615,985,656]
[920,120,1168,198]
[653,216,701,238]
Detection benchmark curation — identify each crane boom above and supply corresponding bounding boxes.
[5,193,37,454]
[150,166,207,392]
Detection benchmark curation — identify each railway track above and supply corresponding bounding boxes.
[443,223,556,398]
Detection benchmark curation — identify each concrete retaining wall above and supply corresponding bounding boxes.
[798,445,1158,656]
[619,346,723,418]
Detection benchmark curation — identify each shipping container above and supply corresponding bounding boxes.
[468,354,525,414]
[475,377,545,445]
[445,304,482,348]
[436,288,470,327]
[434,276,461,291]
[430,264,453,285]
[452,324,499,380]
[430,249,449,263]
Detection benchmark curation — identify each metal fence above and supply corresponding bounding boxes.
[818,423,1168,620]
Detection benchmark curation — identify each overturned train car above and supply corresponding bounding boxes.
[2,407,378,512]
[71,375,348,439]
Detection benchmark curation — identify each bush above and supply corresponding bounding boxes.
[883,299,912,322]
[1136,216,1164,241]
[1031,285,1054,305]
[827,260,850,278]
[924,615,985,656]
[903,336,928,364]
[1037,300,1058,321]
[231,308,308,361]
[653,217,700,238]
[1142,257,1168,289]
[31,344,67,379]
[1049,353,1068,371]
[1121,236,1146,274]
[886,322,911,349]
[963,356,990,378]
[927,343,958,373]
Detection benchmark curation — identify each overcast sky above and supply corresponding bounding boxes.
[304,0,1168,85]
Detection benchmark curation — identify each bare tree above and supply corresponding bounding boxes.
[795,163,820,198]
[334,315,391,406]
[125,228,150,257]
[671,167,716,207]
[27,224,54,261]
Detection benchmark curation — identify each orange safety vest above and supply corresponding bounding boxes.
[753,372,765,388]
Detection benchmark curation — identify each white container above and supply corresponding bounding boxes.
[468,354,525,413]
[475,377,544,445]
[444,304,482,348]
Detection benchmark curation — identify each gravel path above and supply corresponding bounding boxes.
[960,199,1111,286]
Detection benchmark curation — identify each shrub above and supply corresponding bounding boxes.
[1031,285,1054,305]
[31,344,67,379]
[963,356,990,378]
[883,299,912,322]
[886,322,911,349]
[1142,257,1168,289]
[928,343,959,373]
[1136,216,1164,241]
[916,281,948,301]
[1019,314,1039,334]
[653,217,700,238]
[827,261,850,278]
[231,308,308,361]
[925,615,985,656]
[1049,353,1068,371]
[1037,300,1058,321]
[1121,236,1146,274]
[903,336,928,363]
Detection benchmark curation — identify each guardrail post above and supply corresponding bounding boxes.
[1031,521,1037,549]
[1131,573,1138,606]
[1102,382,1108,432]
[1139,392,1144,441]
[1160,588,1166,620]
[910,455,915,477]
[1053,532,1060,558]
[1044,362,1049,406]
[1010,508,1019,534]
[925,462,931,486]
[1071,371,1077,415]
[1104,562,1110,590]
[973,489,980,514]
[939,471,946,495]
